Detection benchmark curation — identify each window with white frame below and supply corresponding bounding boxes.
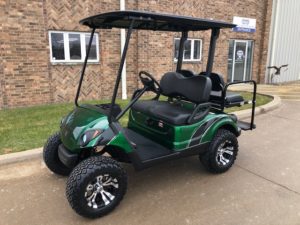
[174,38,202,62]
[49,31,99,63]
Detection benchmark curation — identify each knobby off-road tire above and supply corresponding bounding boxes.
[43,132,72,176]
[200,129,238,173]
[66,156,127,218]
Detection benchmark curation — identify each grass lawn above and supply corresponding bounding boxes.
[0,93,272,155]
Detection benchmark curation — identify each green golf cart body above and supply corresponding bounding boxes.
[43,10,257,218]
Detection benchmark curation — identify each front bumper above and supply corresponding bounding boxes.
[237,127,242,137]
[58,144,78,168]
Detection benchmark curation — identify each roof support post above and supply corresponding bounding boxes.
[109,20,134,124]
[206,28,220,76]
[176,31,188,72]
[75,27,96,106]
[120,0,127,99]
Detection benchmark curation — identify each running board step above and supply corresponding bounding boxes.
[124,128,211,170]
[237,121,256,131]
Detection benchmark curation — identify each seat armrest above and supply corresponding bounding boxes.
[187,102,211,124]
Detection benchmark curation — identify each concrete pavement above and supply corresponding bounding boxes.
[231,81,300,101]
[1,101,300,225]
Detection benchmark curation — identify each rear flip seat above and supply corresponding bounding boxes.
[200,72,245,107]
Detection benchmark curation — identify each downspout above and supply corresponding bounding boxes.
[120,0,127,99]
[265,0,279,83]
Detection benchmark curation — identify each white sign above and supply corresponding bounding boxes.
[233,16,256,33]
[236,50,244,60]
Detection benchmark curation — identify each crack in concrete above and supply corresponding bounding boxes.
[268,114,300,122]
[236,164,300,196]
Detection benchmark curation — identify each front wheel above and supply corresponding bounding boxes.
[200,129,238,173]
[66,156,127,218]
[43,132,72,176]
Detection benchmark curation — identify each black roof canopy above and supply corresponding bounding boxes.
[80,10,236,31]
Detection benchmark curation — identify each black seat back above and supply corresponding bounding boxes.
[177,69,195,77]
[199,72,225,92]
[160,72,212,104]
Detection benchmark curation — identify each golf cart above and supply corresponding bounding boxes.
[43,11,257,218]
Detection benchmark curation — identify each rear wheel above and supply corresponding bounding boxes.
[43,132,72,176]
[66,156,127,218]
[200,129,238,173]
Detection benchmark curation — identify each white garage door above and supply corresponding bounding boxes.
[267,0,300,83]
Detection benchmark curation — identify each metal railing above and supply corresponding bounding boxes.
[222,80,257,130]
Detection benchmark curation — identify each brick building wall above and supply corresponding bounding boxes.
[0,0,51,108]
[136,0,273,82]
[0,0,272,109]
[46,0,123,103]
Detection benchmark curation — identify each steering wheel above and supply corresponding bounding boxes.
[138,71,161,93]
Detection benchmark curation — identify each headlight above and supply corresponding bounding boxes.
[80,129,103,147]
[60,117,65,127]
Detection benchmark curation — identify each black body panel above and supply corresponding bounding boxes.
[124,128,210,170]
[58,144,78,168]
[95,103,122,118]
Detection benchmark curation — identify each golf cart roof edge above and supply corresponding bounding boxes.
[80,10,236,31]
